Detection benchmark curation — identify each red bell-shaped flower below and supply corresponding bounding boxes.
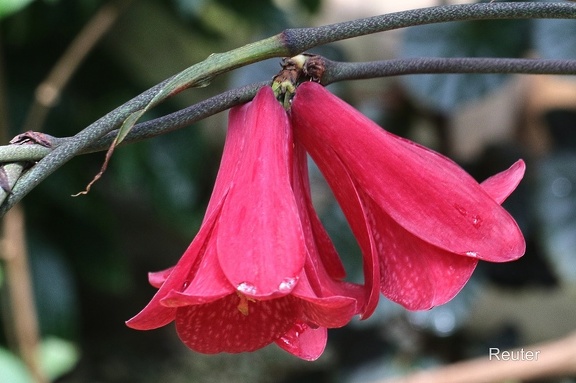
[291,81,526,312]
[127,87,363,360]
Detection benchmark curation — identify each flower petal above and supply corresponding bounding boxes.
[217,87,306,298]
[291,252,359,328]
[175,294,299,354]
[366,161,520,310]
[202,96,248,218]
[127,96,250,330]
[293,138,380,318]
[480,159,526,204]
[289,140,361,327]
[361,192,478,310]
[126,202,223,330]
[292,82,525,262]
[293,142,346,280]
[299,293,358,328]
[148,267,174,289]
[275,322,327,361]
[161,222,233,307]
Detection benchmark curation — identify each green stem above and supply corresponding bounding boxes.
[0,54,575,196]
[109,57,576,149]
[2,55,574,164]
[149,36,286,105]
[0,145,53,163]
[146,2,576,101]
[89,82,268,153]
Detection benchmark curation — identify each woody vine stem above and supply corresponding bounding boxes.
[1,1,576,214]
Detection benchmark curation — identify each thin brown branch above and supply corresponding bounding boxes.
[382,332,576,383]
[21,0,134,133]
[1,207,46,383]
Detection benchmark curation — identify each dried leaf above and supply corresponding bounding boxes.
[72,110,143,196]
[10,131,53,147]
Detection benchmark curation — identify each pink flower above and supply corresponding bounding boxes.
[291,81,526,313]
[128,79,526,359]
[126,87,363,360]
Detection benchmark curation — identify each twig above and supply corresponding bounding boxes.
[382,331,576,383]
[0,2,575,215]
[321,57,576,83]
[41,57,576,155]
[1,56,576,166]
[85,81,268,152]
[0,143,54,163]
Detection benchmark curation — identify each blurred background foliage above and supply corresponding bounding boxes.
[0,0,576,382]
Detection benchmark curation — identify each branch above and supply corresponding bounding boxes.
[2,56,576,163]
[84,57,576,152]
[282,2,576,52]
[382,332,576,383]
[87,82,268,152]
[1,2,575,215]
[0,56,575,174]
[322,57,576,83]
[143,2,576,109]
[0,144,53,163]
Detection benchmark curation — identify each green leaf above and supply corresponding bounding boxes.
[72,109,144,196]
[39,337,79,381]
[115,109,144,146]
[0,348,33,383]
[0,0,35,19]
[117,33,284,131]
[400,17,530,112]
